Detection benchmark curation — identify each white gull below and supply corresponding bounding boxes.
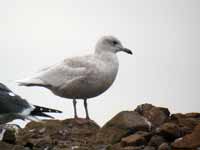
[17,36,132,119]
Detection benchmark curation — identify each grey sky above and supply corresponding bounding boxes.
[0,0,200,126]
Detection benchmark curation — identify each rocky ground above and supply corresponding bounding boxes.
[0,103,200,150]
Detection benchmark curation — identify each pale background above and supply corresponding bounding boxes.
[0,0,199,126]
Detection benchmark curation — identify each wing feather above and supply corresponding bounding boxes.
[28,55,95,88]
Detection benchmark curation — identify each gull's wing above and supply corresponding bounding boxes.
[17,55,98,88]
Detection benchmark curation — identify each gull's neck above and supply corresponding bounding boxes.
[94,50,119,84]
[95,50,119,66]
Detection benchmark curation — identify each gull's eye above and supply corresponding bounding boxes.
[112,40,118,45]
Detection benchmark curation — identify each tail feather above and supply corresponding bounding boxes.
[31,111,54,119]
[16,78,46,87]
[31,105,62,119]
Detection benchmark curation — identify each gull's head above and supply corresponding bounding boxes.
[95,36,132,55]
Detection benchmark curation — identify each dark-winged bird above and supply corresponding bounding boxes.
[0,83,62,124]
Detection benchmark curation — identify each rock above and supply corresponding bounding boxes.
[109,143,144,150]
[111,132,151,149]
[0,103,199,150]
[135,104,170,127]
[148,135,166,148]
[2,129,16,144]
[172,123,200,148]
[169,113,200,137]
[96,111,150,144]
[134,131,152,142]
[135,104,154,114]
[0,141,27,150]
[185,112,200,118]
[123,146,145,150]
[158,143,171,150]
[156,122,181,141]
[109,143,121,150]
[0,125,18,144]
[0,142,14,150]
[17,118,100,150]
[120,134,146,147]
[143,146,156,150]
[93,144,111,150]
[170,113,200,130]
[179,118,199,130]
[170,113,185,119]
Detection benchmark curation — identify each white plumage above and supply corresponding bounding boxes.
[17,36,132,119]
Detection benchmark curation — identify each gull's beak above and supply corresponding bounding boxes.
[123,48,133,55]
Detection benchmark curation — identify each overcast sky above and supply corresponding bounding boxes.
[0,0,200,126]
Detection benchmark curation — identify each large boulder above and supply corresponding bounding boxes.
[96,111,150,144]
[135,104,170,127]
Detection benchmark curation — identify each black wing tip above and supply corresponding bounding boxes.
[33,105,62,114]
[53,110,62,113]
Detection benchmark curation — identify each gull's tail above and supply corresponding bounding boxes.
[16,77,46,87]
[30,105,62,119]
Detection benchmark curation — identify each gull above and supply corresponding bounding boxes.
[0,83,62,124]
[17,36,132,119]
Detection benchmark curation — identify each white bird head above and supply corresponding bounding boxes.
[95,36,132,55]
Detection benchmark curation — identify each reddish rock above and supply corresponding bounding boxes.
[169,113,200,138]
[172,123,200,148]
[96,111,150,144]
[121,134,146,147]
[134,131,152,142]
[156,122,181,141]
[158,143,171,150]
[135,104,170,127]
